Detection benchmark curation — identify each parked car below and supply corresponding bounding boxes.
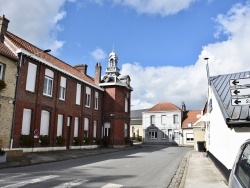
[229,139,250,188]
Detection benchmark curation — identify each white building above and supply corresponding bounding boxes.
[142,102,183,145]
[205,71,250,181]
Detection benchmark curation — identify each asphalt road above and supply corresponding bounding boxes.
[0,145,191,188]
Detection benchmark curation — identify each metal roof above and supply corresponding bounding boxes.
[210,71,250,127]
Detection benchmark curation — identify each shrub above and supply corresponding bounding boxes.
[0,80,6,91]
[56,136,65,146]
[124,137,131,144]
[39,135,50,146]
[101,137,110,147]
[137,136,142,142]
[19,135,34,147]
[73,137,80,146]
[93,138,101,145]
[83,137,92,145]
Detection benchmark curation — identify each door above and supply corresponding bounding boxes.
[168,129,172,142]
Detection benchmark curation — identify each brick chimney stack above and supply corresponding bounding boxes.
[0,15,9,42]
[95,62,101,85]
[74,64,88,75]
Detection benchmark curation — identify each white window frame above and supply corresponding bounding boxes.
[162,129,167,139]
[26,63,37,92]
[125,98,128,112]
[187,122,192,128]
[186,133,194,142]
[149,131,157,139]
[76,83,81,105]
[59,76,66,100]
[150,115,155,125]
[40,110,50,136]
[74,117,79,137]
[94,91,99,110]
[21,109,32,135]
[43,69,54,97]
[161,115,166,125]
[57,114,63,136]
[85,86,91,107]
[124,123,128,137]
[0,63,3,80]
[104,122,110,137]
[173,114,179,124]
[84,118,89,138]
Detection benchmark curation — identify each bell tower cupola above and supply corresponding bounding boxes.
[106,50,120,77]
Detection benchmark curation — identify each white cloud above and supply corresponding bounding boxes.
[0,0,68,55]
[121,1,250,110]
[113,0,197,16]
[90,47,107,61]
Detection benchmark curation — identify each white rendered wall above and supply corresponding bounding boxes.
[208,89,250,170]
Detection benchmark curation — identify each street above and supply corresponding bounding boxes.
[0,145,191,188]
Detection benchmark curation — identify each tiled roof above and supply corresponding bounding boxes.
[182,110,201,129]
[210,71,250,127]
[0,42,17,60]
[146,102,181,112]
[4,31,97,86]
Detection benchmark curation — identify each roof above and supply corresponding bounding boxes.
[4,31,101,89]
[210,71,250,127]
[130,109,147,125]
[182,110,201,129]
[0,42,17,60]
[145,102,181,112]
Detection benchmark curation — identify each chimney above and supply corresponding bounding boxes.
[182,101,186,112]
[0,15,9,42]
[95,62,101,85]
[74,64,88,75]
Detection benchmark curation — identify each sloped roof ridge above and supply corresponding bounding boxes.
[0,42,17,60]
[6,31,96,84]
[146,102,181,112]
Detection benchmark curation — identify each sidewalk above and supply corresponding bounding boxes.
[170,151,228,188]
[0,146,228,188]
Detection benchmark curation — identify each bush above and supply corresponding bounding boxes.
[137,136,142,142]
[19,135,34,147]
[101,137,110,147]
[73,137,80,146]
[39,135,50,146]
[124,137,131,144]
[56,136,65,146]
[83,137,92,145]
[93,138,101,145]
[0,148,5,156]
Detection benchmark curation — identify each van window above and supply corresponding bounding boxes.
[235,143,250,188]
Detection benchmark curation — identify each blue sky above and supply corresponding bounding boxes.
[1,0,250,110]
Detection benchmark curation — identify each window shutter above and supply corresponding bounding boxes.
[40,110,50,135]
[60,77,66,87]
[57,114,63,136]
[76,84,81,105]
[21,109,32,135]
[26,63,37,92]
[74,117,79,137]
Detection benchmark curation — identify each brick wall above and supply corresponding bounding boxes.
[0,54,17,149]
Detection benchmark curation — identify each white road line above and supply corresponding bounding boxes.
[1,175,59,188]
[101,183,123,188]
[0,174,27,182]
[53,179,87,188]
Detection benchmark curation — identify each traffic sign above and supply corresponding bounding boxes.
[229,78,250,87]
[231,98,250,106]
[230,88,250,96]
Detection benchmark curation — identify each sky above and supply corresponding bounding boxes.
[1,0,250,110]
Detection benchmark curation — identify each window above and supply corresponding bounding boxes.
[40,110,50,135]
[124,123,128,137]
[76,83,81,105]
[173,115,178,124]
[149,131,157,139]
[21,109,32,135]
[93,120,97,138]
[104,122,110,137]
[235,143,250,188]
[59,76,66,100]
[94,92,98,110]
[161,115,166,124]
[188,122,192,128]
[57,114,63,136]
[74,117,79,137]
[0,63,3,80]
[162,130,167,139]
[186,133,194,141]
[84,118,89,137]
[43,69,54,96]
[150,115,155,125]
[85,86,91,107]
[26,63,37,92]
[125,98,128,112]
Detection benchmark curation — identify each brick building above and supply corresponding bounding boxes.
[0,15,132,151]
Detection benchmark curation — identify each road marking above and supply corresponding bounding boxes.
[0,174,27,182]
[53,179,88,188]
[1,175,59,188]
[101,183,123,188]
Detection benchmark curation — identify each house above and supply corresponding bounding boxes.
[142,102,183,145]
[0,15,18,149]
[0,15,132,151]
[205,70,250,180]
[181,109,201,146]
[130,109,147,140]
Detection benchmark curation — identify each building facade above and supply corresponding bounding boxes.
[142,102,183,145]
[130,109,147,140]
